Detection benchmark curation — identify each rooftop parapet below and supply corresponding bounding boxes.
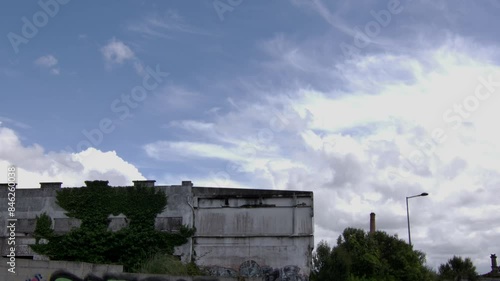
[133,180,156,187]
[40,182,62,188]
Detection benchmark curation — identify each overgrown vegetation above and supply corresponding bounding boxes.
[33,212,53,244]
[437,256,478,281]
[137,253,204,275]
[311,228,437,281]
[30,180,195,272]
[311,228,482,281]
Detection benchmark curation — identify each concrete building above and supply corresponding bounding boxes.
[0,180,314,279]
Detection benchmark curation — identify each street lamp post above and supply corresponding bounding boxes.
[406,192,428,247]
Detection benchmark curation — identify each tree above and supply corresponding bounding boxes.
[438,256,478,281]
[311,228,435,281]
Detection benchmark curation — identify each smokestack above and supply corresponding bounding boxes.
[491,254,498,272]
[370,212,376,234]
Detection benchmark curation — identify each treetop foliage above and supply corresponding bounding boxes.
[311,227,436,281]
[437,255,478,281]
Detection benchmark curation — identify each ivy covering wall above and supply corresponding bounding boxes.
[31,180,195,271]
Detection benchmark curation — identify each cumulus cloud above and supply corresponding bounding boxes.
[101,38,135,65]
[0,127,145,187]
[34,54,60,75]
[142,37,500,272]
[100,38,145,75]
[34,55,57,67]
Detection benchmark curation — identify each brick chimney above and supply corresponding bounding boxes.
[182,181,193,187]
[370,212,376,234]
[40,182,62,188]
[133,180,156,187]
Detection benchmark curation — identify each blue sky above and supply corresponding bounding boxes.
[2,0,500,273]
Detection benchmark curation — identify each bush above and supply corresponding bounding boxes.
[33,212,53,243]
[136,253,204,275]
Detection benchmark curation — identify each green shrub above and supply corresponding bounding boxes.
[33,212,53,243]
[137,253,204,275]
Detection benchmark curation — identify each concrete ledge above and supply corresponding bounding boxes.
[49,260,68,270]
[28,259,49,269]
[0,258,273,281]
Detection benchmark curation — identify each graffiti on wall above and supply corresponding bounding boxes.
[25,273,45,281]
[204,260,307,281]
[19,268,306,281]
[18,263,307,281]
[42,270,219,281]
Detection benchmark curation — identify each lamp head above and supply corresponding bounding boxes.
[420,192,429,196]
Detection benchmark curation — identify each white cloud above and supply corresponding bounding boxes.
[133,60,145,76]
[154,172,251,190]
[146,85,202,112]
[128,10,211,39]
[101,38,135,65]
[34,55,58,68]
[143,37,500,273]
[0,127,144,187]
[0,117,30,129]
[50,68,60,75]
[34,55,60,75]
[100,38,145,76]
[144,141,246,162]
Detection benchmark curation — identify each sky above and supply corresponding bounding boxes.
[1,0,500,274]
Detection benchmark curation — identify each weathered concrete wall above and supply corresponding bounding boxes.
[0,183,195,261]
[155,184,194,263]
[0,258,122,281]
[0,182,313,280]
[194,236,312,265]
[2,257,497,281]
[0,258,262,281]
[195,206,313,236]
[192,188,314,279]
[0,186,68,257]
